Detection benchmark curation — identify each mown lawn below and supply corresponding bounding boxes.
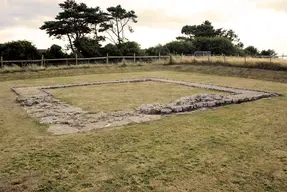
[0,70,286,192]
[49,82,224,112]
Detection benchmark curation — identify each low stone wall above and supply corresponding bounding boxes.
[137,93,272,115]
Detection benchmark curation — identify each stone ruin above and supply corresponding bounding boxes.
[12,78,281,135]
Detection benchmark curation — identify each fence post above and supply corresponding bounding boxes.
[123,56,126,64]
[169,55,172,64]
[75,53,78,65]
[270,56,272,64]
[223,54,226,63]
[41,55,44,67]
[134,53,136,63]
[66,59,68,65]
[282,54,284,60]
[106,53,109,64]
[244,56,247,65]
[181,53,183,63]
[0,56,3,68]
[158,52,161,62]
[208,55,210,63]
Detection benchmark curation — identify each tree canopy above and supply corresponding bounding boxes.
[40,0,137,55]
[177,20,242,47]
[40,0,92,53]
[145,44,170,56]
[176,20,244,55]
[165,41,196,55]
[44,44,68,59]
[0,40,39,60]
[193,37,236,55]
[178,21,217,40]
[103,41,142,56]
[244,46,260,56]
[260,49,277,56]
[102,5,137,45]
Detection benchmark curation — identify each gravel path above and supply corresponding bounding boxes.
[12,78,281,135]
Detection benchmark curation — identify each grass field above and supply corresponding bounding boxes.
[49,82,224,112]
[1,63,287,84]
[180,56,287,69]
[0,70,287,191]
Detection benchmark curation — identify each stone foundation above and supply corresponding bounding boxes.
[12,78,281,135]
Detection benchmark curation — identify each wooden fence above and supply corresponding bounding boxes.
[0,54,172,68]
[0,53,287,68]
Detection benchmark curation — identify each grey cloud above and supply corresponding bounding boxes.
[0,0,243,33]
[0,0,60,29]
[137,9,229,29]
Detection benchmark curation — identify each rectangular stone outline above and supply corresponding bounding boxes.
[12,78,281,135]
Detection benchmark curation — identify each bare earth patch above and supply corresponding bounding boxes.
[12,78,281,135]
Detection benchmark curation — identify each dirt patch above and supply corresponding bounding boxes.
[12,78,281,135]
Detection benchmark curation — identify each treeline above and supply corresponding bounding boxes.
[0,40,144,60]
[146,40,276,57]
[146,21,276,57]
[0,38,276,61]
[0,0,277,61]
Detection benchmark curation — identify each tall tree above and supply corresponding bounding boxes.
[102,5,137,45]
[40,0,105,54]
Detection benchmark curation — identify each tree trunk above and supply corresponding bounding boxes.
[67,34,75,53]
[116,18,121,45]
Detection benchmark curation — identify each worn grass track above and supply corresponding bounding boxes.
[0,71,286,191]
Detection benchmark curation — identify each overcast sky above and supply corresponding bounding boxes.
[0,0,286,54]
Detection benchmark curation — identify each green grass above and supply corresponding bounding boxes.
[49,82,224,112]
[175,56,287,71]
[0,71,287,191]
[1,63,287,84]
